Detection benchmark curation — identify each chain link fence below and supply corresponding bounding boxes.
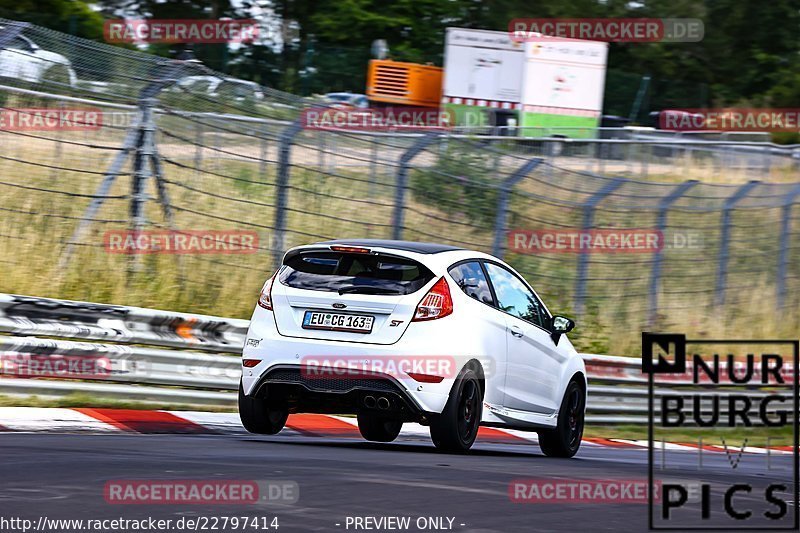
[1,20,799,354]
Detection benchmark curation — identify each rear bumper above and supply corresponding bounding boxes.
[241,308,458,414]
[251,365,426,422]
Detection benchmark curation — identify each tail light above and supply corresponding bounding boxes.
[330,245,371,254]
[257,271,278,310]
[242,359,261,368]
[412,277,453,322]
[406,372,445,383]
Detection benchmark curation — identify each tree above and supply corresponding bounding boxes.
[6,0,799,114]
[0,0,105,40]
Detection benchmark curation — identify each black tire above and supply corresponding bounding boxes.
[429,368,482,453]
[357,413,402,442]
[538,379,585,458]
[238,381,288,435]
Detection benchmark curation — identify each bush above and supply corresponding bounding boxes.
[410,142,499,227]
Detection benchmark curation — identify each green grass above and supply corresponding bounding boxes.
[584,424,794,447]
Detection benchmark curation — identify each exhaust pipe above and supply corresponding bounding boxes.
[377,396,390,410]
[364,395,376,409]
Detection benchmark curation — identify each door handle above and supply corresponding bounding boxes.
[509,325,523,338]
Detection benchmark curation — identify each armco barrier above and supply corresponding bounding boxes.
[0,293,248,352]
[0,293,783,423]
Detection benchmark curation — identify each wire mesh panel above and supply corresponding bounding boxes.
[1,19,799,355]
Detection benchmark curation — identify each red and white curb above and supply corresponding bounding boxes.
[0,408,793,455]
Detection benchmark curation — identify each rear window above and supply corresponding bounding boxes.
[280,251,434,295]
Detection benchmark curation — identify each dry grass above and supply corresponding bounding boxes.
[0,115,798,357]
[585,424,794,447]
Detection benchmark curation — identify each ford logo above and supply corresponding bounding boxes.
[332,303,347,309]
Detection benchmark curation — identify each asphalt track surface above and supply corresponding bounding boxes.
[0,431,795,533]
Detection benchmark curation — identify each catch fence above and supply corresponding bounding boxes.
[1,20,799,352]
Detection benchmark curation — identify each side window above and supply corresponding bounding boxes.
[448,261,493,305]
[484,263,547,328]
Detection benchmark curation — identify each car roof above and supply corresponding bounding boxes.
[313,239,464,254]
[223,79,259,87]
[179,76,256,86]
[180,75,217,82]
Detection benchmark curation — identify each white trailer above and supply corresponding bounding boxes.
[442,27,608,136]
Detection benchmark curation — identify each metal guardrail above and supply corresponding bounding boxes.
[0,294,787,423]
[0,293,248,352]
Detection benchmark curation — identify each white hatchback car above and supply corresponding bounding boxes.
[240,239,587,456]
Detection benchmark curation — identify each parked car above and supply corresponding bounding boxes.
[323,92,369,109]
[0,33,76,87]
[174,75,265,102]
[240,239,586,456]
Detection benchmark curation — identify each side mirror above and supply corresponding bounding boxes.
[552,315,575,333]
[549,315,575,345]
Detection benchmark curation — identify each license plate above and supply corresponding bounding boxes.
[302,311,374,333]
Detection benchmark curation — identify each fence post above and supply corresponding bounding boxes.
[574,177,625,315]
[130,98,155,238]
[715,180,760,306]
[318,130,325,171]
[491,158,544,259]
[272,121,303,270]
[213,128,221,171]
[58,58,188,266]
[58,115,141,269]
[776,184,800,308]
[50,101,65,180]
[647,180,698,324]
[258,125,268,181]
[369,139,378,197]
[328,132,337,174]
[761,145,771,176]
[392,133,438,241]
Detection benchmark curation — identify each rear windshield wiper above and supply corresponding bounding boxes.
[337,285,402,295]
